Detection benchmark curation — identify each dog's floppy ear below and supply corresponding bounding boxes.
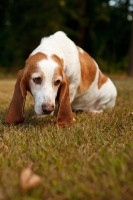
[56,74,73,126]
[5,69,27,124]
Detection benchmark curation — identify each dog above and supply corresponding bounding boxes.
[5,31,117,126]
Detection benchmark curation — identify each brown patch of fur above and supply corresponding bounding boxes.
[51,54,64,68]
[77,47,97,94]
[98,71,108,89]
[51,54,64,82]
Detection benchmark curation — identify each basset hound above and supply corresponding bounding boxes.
[5,31,117,126]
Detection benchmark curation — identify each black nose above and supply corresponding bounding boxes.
[42,104,54,115]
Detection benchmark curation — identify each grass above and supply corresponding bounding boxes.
[0,77,133,200]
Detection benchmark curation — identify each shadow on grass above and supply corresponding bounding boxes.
[0,105,56,129]
[24,105,58,127]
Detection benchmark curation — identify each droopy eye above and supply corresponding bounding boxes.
[33,77,42,84]
[54,79,61,86]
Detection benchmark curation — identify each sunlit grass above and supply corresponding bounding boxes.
[0,77,133,200]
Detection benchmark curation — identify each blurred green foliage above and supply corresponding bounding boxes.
[0,0,131,73]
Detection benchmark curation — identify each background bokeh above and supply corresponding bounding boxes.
[0,0,133,75]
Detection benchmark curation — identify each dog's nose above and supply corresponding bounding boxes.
[42,104,54,115]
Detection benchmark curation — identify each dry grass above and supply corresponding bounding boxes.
[0,77,133,200]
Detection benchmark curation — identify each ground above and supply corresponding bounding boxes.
[0,76,133,200]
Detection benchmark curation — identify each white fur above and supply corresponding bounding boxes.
[30,31,117,114]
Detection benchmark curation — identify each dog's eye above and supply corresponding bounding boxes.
[54,80,61,86]
[33,77,42,84]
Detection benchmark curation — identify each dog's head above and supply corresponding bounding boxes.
[5,52,73,126]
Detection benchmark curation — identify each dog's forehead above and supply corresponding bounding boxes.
[37,54,63,77]
[26,52,63,78]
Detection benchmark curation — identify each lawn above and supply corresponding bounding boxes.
[0,77,133,200]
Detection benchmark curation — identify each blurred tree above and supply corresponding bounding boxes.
[127,0,133,76]
[0,0,132,75]
[128,20,133,76]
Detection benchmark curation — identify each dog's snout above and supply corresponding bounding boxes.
[42,104,54,115]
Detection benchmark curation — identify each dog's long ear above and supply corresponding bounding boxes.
[56,75,73,126]
[5,69,27,124]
